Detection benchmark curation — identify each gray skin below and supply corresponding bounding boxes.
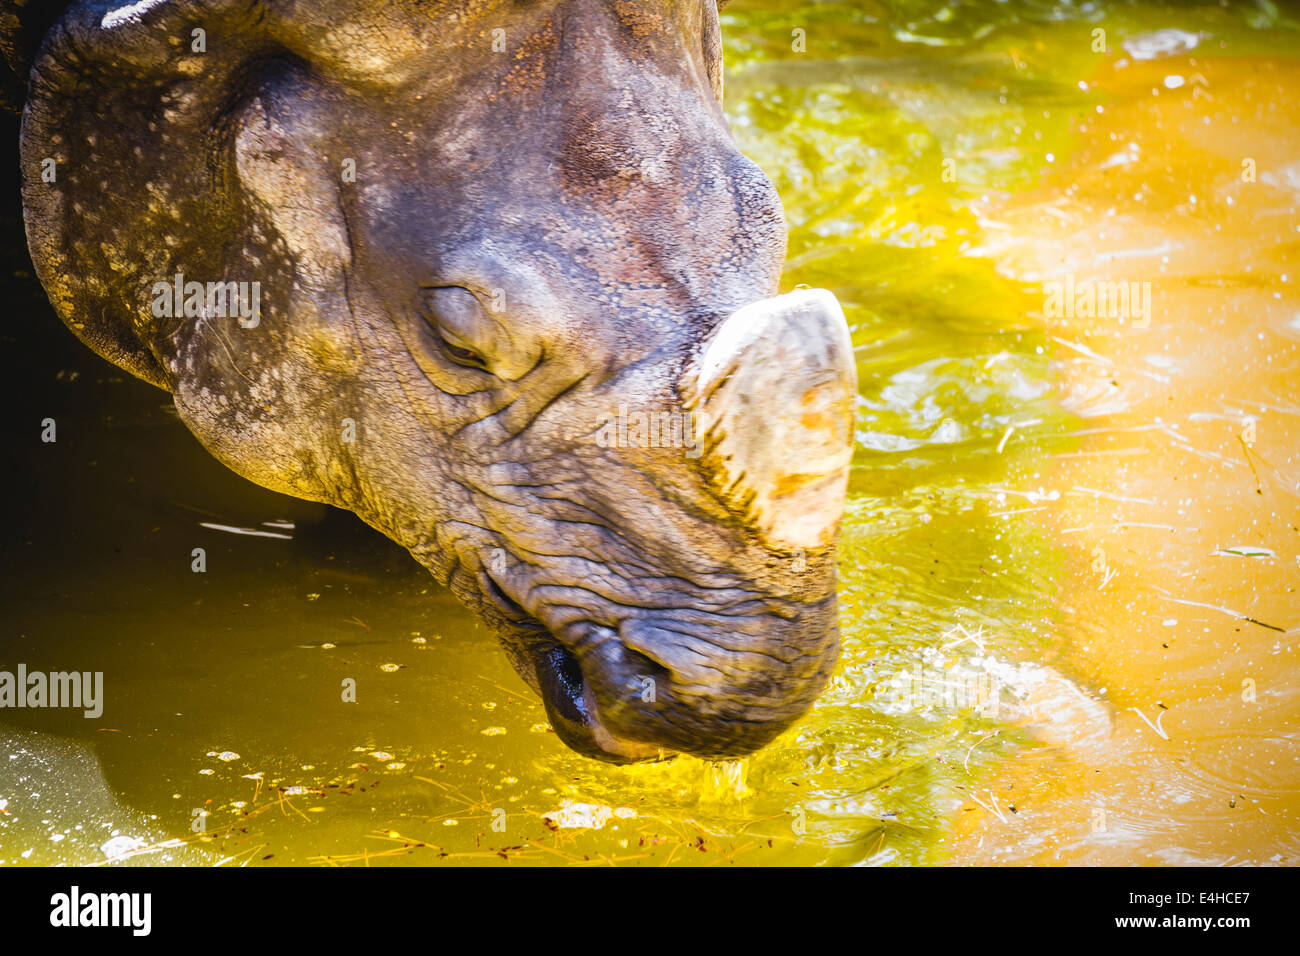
[12,0,858,761]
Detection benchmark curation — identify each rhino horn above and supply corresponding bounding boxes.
[685,288,857,552]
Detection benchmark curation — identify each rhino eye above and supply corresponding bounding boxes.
[419,287,490,370]
[441,336,486,369]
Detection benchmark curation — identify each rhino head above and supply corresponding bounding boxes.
[16,0,857,761]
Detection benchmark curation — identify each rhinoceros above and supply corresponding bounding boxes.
[4,0,857,761]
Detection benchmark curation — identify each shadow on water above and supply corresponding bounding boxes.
[2,0,1297,865]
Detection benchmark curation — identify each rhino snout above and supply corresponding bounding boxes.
[526,615,841,763]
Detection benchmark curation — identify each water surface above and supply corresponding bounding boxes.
[1,0,1297,866]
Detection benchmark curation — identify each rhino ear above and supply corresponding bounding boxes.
[19,0,277,389]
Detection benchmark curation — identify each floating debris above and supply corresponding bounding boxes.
[542,801,636,830]
[1129,706,1170,740]
[1121,29,1201,61]
[198,521,292,540]
[101,835,146,860]
[1214,545,1275,558]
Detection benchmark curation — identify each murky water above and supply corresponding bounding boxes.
[2,0,1297,866]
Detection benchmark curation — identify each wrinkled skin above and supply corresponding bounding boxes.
[15,0,853,760]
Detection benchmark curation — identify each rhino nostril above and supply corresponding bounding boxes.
[620,645,669,684]
[481,570,518,615]
[614,645,675,696]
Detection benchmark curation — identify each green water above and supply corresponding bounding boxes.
[2,0,1297,866]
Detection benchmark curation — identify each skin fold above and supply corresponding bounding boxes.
[12,0,853,761]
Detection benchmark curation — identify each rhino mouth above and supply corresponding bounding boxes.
[480,572,670,763]
[531,638,670,763]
